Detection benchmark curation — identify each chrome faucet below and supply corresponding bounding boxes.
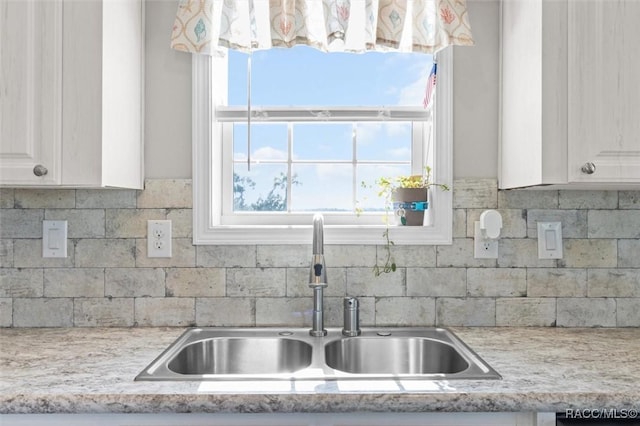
[309,213,328,337]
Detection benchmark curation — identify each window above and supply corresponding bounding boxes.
[193,48,453,245]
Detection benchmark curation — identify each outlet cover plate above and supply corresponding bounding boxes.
[474,221,499,259]
[147,220,172,258]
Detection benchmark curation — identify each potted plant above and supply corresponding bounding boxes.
[361,166,450,275]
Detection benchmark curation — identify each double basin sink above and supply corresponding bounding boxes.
[136,327,500,381]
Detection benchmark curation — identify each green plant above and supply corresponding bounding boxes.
[360,166,450,276]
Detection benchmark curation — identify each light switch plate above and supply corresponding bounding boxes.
[537,222,563,259]
[43,220,67,258]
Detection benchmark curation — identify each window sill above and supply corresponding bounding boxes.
[192,224,452,245]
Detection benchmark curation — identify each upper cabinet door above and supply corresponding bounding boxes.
[0,0,62,185]
[568,0,640,183]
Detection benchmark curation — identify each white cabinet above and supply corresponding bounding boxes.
[0,0,144,189]
[499,0,640,189]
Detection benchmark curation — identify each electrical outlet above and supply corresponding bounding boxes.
[147,220,171,258]
[474,221,499,259]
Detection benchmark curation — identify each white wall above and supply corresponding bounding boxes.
[143,0,499,179]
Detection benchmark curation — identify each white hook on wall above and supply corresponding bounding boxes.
[479,209,503,240]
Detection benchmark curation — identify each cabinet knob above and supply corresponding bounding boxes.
[581,162,596,175]
[33,165,48,177]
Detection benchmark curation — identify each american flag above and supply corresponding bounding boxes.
[423,62,437,110]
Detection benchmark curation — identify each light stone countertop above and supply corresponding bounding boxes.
[1,327,639,414]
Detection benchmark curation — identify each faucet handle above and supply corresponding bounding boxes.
[309,254,327,288]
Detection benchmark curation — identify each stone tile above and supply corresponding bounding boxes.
[436,298,495,326]
[105,268,165,297]
[498,239,556,268]
[619,240,640,267]
[0,298,12,326]
[326,245,376,267]
[452,209,466,238]
[255,297,311,327]
[45,209,105,238]
[588,269,640,297]
[75,239,136,267]
[527,268,587,297]
[466,209,526,239]
[436,238,497,268]
[0,188,14,208]
[559,239,617,268]
[346,267,405,297]
[286,267,346,297]
[74,298,134,327]
[375,297,435,326]
[13,298,73,327]
[406,268,466,297]
[498,189,558,209]
[559,190,618,209]
[617,298,640,327]
[166,268,225,297]
[226,268,286,297]
[196,297,254,326]
[13,239,74,268]
[106,209,166,238]
[135,238,196,268]
[196,245,256,268]
[557,298,616,327]
[76,189,137,208]
[135,298,195,327]
[453,179,497,209]
[0,209,44,238]
[467,268,526,297]
[0,268,43,297]
[167,209,192,238]
[496,298,556,327]
[377,245,436,268]
[0,240,12,268]
[44,268,104,297]
[137,179,192,208]
[526,210,587,239]
[619,191,640,209]
[257,245,310,267]
[14,189,75,208]
[588,210,640,238]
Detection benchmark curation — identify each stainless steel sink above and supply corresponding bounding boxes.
[135,327,500,381]
[167,337,312,375]
[324,337,469,375]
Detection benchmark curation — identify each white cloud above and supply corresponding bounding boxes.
[234,146,287,161]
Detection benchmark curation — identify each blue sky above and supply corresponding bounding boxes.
[229,46,434,212]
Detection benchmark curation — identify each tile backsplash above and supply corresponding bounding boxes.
[0,179,638,328]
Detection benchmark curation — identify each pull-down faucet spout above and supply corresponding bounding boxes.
[309,213,328,337]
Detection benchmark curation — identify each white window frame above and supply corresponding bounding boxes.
[192,49,453,245]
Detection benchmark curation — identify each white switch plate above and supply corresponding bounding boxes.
[43,220,67,258]
[147,220,172,258]
[537,222,563,259]
[474,221,499,259]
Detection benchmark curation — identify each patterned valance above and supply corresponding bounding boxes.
[171,0,474,55]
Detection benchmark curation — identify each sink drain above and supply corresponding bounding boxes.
[376,331,392,336]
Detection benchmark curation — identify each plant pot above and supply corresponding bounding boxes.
[392,188,429,226]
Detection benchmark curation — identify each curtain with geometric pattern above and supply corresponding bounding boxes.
[171,0,474,55]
